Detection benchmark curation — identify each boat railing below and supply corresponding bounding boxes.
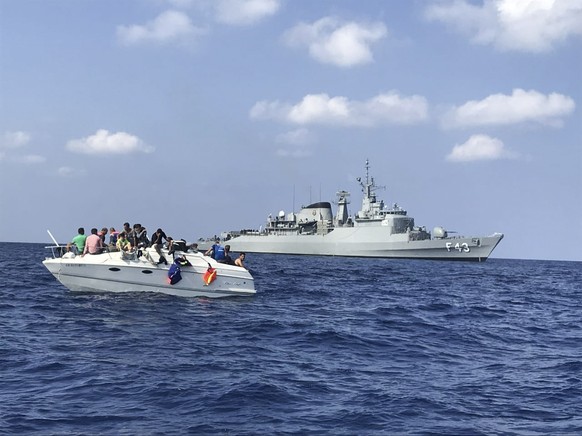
[44,230,126,259]
[45,244,68,259]
[44,229,78,259]
[45,244,125,259]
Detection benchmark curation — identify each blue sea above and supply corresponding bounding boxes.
[1,242,581,435]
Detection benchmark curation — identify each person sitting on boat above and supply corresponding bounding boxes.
[235,252,246,269]
[116,232,132,252]
[218,245,235,265]
[108,227,119,250]
[151,228,169,265]
[82,228,104,256]
[205,240,225,261]
[98,227,108,245]
[132,224,149,248]
[66,227,86,255]
[122,222,132,239]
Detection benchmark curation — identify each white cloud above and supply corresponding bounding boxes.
[283,17,387,67]
[0,131,45,165]
[443,89,575,128]
[425,0,582,53]
[66,130,154,155]
[2,131,31,148]
[117,10,202,46]
[446,134,517,162]
[251,92,428,126]
[215,0,280,26]
[287,94,351,124]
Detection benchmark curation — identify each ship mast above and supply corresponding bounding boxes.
[357,159,384,203]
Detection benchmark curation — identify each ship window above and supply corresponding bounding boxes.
[142,270,153,274]
[108,267,121,272]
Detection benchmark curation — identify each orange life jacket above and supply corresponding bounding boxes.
[203,267,217,285]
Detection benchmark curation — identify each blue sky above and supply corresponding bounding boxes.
[1,0,580,261]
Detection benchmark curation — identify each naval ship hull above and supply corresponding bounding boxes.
[204,161,504,262]
[223,230,504,262]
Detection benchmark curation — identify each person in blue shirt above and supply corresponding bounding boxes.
[205,240,225,261]
[108,227,119,247]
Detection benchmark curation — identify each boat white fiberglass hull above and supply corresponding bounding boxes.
[222,229,504,262]
[43,249,255,298]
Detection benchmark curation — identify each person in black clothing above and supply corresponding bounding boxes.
[127,223,137,247]
[129,224,148,248]
[135,224,149,247]
[151,228,168,265]
[219,245,235,265]
[123,222,133,244]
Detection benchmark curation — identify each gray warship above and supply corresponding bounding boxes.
[208,160,504,261]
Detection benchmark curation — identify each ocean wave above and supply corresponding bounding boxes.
[2,244,581,434]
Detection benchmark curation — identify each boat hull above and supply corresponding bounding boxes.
[222,229,504,262]
[43,250,255,298]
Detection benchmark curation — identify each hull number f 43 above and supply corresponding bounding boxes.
[445,242,470,253]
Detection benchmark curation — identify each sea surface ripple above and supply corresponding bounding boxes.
[1,242,581,435]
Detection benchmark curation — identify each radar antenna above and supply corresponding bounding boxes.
[356,159,385,202]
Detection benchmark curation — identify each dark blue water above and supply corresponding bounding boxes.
[1,242,581,435]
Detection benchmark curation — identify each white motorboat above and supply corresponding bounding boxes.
[43,236,255,298]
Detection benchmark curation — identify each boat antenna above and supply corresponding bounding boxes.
[47,229,60,247]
